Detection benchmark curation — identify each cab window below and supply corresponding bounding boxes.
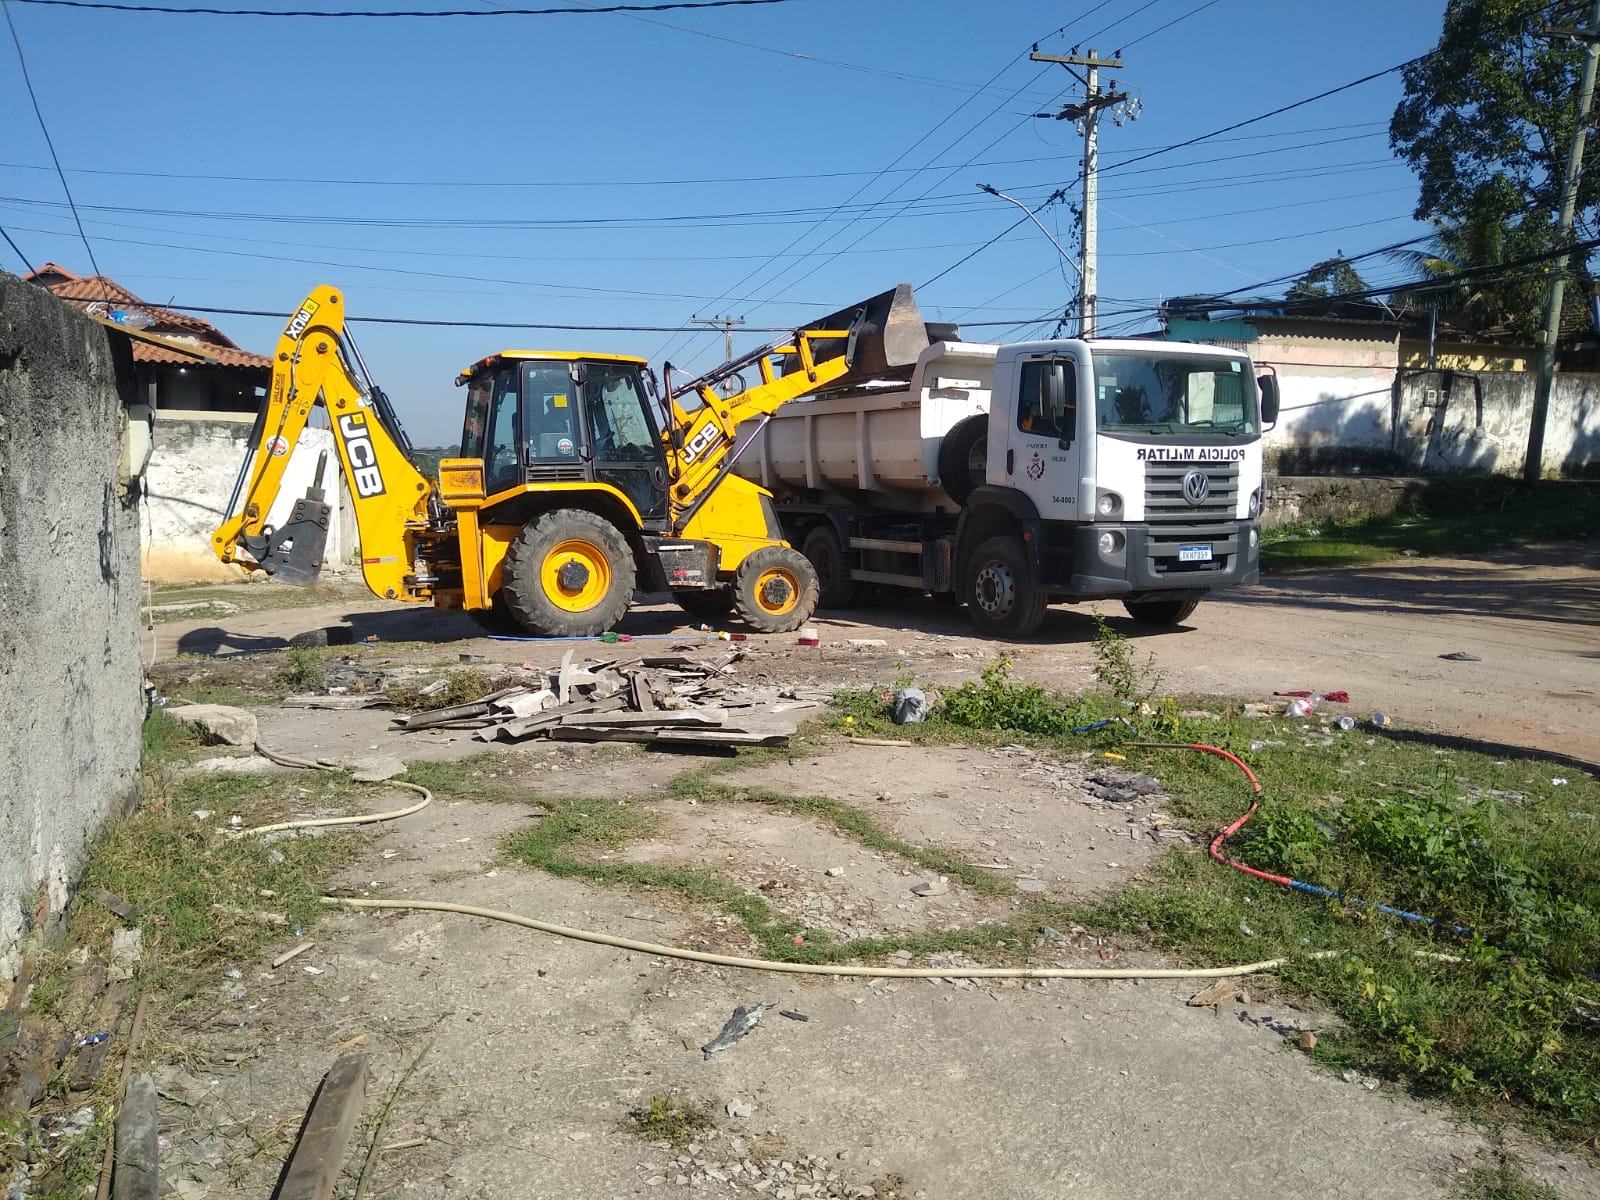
[1017,359,1076,442]
[522,363,582,460]
[586,365,658,461]
[485,370,522,492]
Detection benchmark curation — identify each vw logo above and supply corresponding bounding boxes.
[1182,470,1210,505]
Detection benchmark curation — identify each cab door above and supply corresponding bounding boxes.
[993,350,1084,521]
[581,362,669,524]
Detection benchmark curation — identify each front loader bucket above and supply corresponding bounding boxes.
[788,282,930,387]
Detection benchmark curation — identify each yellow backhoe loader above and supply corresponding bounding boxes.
[211,283,930,637]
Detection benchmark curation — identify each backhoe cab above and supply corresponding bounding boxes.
[213,283,930,639]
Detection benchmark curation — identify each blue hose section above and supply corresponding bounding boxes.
[1288,879,1471,935]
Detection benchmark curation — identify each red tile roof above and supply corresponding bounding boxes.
[23,264,271,370]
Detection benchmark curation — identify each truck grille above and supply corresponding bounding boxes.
[1144,461,1240,576]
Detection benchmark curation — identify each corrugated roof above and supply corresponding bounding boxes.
[23,264,271,370]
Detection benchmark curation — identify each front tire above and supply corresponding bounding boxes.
[733,546,820,634]
[502,509,635,638]
[802,526,857,609]
[1122,590,1204,627]
[965,535,1047,637]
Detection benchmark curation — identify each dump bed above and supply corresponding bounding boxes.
[738,341,998,505]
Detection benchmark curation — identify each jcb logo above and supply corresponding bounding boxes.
[337,413,386,498]
[681,424,724,466]
[284,299,320,341]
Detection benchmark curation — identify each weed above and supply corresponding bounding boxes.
[1092,615,1163,706]
[938,657,1091,737]
[386,668,516,711]
[277,646,327,692]
[1457,1158,1563,1200]
[628,1094,711,1145]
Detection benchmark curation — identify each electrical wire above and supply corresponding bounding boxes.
[7,0,786,15]
[2,0,104,294]
[0,221,35,273]
[1118,0,1224,49]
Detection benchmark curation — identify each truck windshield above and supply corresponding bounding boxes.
[1092,352,1257,436]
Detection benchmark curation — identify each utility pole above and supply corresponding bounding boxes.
[691,314,744,365]
[1525,0,1600,483]
[1031,47,1132,338]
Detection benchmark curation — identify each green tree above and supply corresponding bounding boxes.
[1286,253,1370,301]
[1390,0,1596,333]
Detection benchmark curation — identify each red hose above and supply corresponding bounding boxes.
[1126,742,1292,887]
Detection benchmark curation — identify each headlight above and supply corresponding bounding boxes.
[1249,528,1259,551]
[1248,488,1262,518]
[1098,530,1124,556]
[1096,491,1121,517]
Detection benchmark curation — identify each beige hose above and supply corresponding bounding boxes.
[232,741,433,837]
[323,896,1316,980]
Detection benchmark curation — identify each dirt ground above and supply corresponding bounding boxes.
[140,550,1600,1199]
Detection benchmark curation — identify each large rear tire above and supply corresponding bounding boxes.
[673,588,736,624]
[802,525,857,609]
[937,414,988,506]
[466,591,524,636]
[965,535,1048,638]
[1122,590,1204,627]
[733,546,820,634]
[502,509,635,638]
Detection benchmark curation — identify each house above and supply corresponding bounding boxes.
[23,265,352,580]
[1161,295,1600,478]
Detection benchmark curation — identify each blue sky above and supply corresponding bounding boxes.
[1,0,1448,443]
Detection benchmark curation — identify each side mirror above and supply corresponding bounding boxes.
[1258,374,1280,428]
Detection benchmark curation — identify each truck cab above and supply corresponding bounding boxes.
[982,339,1271,603]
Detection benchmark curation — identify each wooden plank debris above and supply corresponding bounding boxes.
[394,647,813,750]
[276,1051,370,1200]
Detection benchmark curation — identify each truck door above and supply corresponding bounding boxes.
[993,351,1083,520]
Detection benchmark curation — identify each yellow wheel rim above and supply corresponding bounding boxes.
[541,539,612,612]
[753,566,802,616]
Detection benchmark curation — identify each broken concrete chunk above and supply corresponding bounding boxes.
[166,704,258,747]
[911,876,949,898]
[346,755,407,783]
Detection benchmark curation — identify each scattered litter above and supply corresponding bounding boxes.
[157,1135,173,1153]
[459,652,487,663]
[1439,651,1482,662]
[1551,777,1569,787]
[1187,979,1243,1007]
[1274,690,1349,704]
[1284,696,1321,718]
[1238,920,1257,937]
[824,867,845,878]
[890,686,927,725]
[911,876,949,898]
[1334,715,1356,731]
[847,638,887,648]
[75,1032,109,1049]
[1298,1031,1318,1050]
[778,1010,810,1022]
[724,1097,755,1119]
[701,1002,774,1059]
[1369,712,1391,729]
[1016,879,1047,894]
[379,1137,428,1153]
[303,965,325,976]
[1038,925,1067,942]
[224,968,243,980]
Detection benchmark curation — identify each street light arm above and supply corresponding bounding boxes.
[976,184,1083,281]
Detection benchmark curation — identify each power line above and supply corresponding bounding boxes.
[2,0,104,291]
[7,0,785,15]
[1119,0,1225,50]
[0,222,36,273]
[153,303,795,332]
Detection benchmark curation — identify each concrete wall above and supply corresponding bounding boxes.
[0,272,144,980]
[143,412,351,582]
[1394,369,1600,477]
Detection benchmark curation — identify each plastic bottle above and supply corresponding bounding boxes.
[1334,715,1356,731]
[1284,695,1322,718]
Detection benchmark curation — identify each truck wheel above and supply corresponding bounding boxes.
[966,535,1048,638]
[674,588,736,624]
[502,509,635,637]
[733,546,820,634]
[937,415,988,506]
[1122,591,1204,627]
[802,526,857,609]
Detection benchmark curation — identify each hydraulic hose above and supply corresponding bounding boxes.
[1128,742,1469,935]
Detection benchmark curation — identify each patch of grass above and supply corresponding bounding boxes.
[1262,480,1600,572]
[1457,1158,1564,1200]
[385,668,521,711]
[77,770,362,989]
[627,1093,711,1145]
[277,645,327,692]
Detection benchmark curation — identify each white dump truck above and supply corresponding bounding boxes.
[734,334,1279,636]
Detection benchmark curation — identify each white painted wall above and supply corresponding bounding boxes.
[142,413,352,581]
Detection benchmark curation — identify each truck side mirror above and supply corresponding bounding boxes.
[1047,360,1076,447]
[1258,374,1280,428]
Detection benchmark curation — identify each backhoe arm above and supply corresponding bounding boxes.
[212,286,434,599]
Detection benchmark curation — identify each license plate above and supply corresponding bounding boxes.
[1178,544,1213,563]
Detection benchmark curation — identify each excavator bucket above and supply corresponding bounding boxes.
[788,283,930,387]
